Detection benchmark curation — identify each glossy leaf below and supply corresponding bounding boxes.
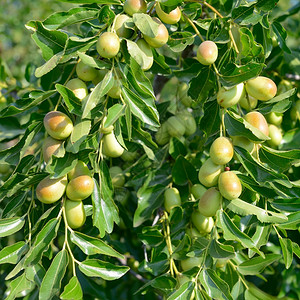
[0,241,28,264]
[60,276,83,300]
[0,217,25,238]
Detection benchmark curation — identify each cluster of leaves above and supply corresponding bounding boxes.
[0,0,300,299]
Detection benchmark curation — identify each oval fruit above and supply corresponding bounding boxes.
[36,176,68,204]
[245,76,277,101]
[176,111,197,136]
[197,41,218,65]
[155,122,170,145]
[144,18,169,48]
[186,227,202,238]
[239,95,257,110]
[177,82,192,107]
[191,211,214,234]
[166,116,186,138]
[198,187,222,217]
[156,3,181,24]
[96,32,120,58]
[244,111,269,137]
[102,131,124,158]
[198,158,223,187]
[181,256,202,271]
[268,125,282,147]
[44,111,73,140]
[66,78,88,100]
[114,14,134,38]
[218,171,242,200]
[66,175,94,201]
[42,136,63,163]
[124,0,147,16]
[191,184,207,200]
[266,112,283,126]
[76,61,98,82]
[109,166,126,188]
[232,136,255,153]
[92,69,108,85]
[65,199,86,229]
[0,163,10,174]
[217,83,245,108]
[209,137,233,165]
[121,150,138,162]
[136,39,153,71]
[107,78,121,99]
[164,187,181,213]
[68,160,91,181]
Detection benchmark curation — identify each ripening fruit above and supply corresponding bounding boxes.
[191,211,214,234]
[136,39,153,71]
[217,83,245,108]
[181,256,203,271]
[232,136,255,153]
[144,18,169,48]
[109,166,126,188]
[176,111,197,136]
[114,14,134,38]
[197,41,218,65]
[96,32,120,58]
[178,82,193,107]
[239,95,258,111]
[244,111,269,137]
[216,258,227,268]
[66,78,88,100]
[245,76,277,101]
[209,137,234,165]
[66,175,94,201]
[166,116,186,138]
[102,131,124,158]
[124,0,147,16]
[164,187,181,213]
[42,136,63,163]
[155,122,170,145]
[68,160,91,181]
[266,112,283,126]
[36,176,68,204]
[44,111,73,140]
[268,125,282,147]
[191,184,207,200]
[156,3,181,24]
[198,158,223,187]
[65,199,86,229]
[107,77,121,99]
[218,171,242,200]
[198,187,222,217]
[76,61,98,82]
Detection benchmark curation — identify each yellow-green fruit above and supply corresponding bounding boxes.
[218,171,242,200]
[102,131,124,158]
[107,78,121,99]
[268,125,282,147]
[198,158,223,187]
[245,76,277,101]
[178,82,193,107]
[155,122,170,145]
[290,100,300,121]
[186,227,202,238]
[76,61,98,82]
[65,199,86,229]
[109,166,126,188]
[114,14,134,38]
[176,111,197,136]
[0,163,10,174]
[191,184,207,200]
[156,3,181,24]
[232,136,255,153]
[44,111,73,140]
[144,18,169,48]
[121,150,138,162]
[197,41,218,65]
[124,0,147,16]
[36,176,68,204]
[166,116,186,138]
[198,187,222,217]
[66,175,94,201]
[209,137,234,165]
[92,69,108,85]
[181,256,202,271]
[217,83,245,108]
[42,136,63,163]
[278,79,293,94]
[216,258,227,268]
[96,32,120,58]
[245,111,269,137]
[66,78,88,100]
[239,95,258,110]
[68,161,91,181]
[191,211,214,234]
[164,187,181,213]
[266,112,283,126]
[136,39,154,71]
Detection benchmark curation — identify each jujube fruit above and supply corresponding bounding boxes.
[114,14,134,38]
[239,95,257,110]
[164,187,181,213]
[176,111,197,136]
[218,171,242,200]
[136,39,153,71]
[96,32,120,58]
[44,111,73,140]
[144,18,169,48]
[42,136,63,163]
[66,175,94,201]
[166,116,185,138]
[217,83,245,108]
[268,125,282,147]
[266,112,283,126]
[109,166,126,188]
[191,184,207,200]
[0,163,11,175]
[209,137,234,165]
[197,41,218,65]
[65,78,88,100]
[186,227,202,238]
[68,160,91,181]
[107,78,121,98]
[102,131,124,158]
[76,61,98,82]
[198,187,222,217]
[177,82,192,107]
[232,136,255,153]
[123,0,147,16]
[155,122,170,145]
[198,158,223,187]
[191,211,214,234]
[181,256,203,271]
[156,3,181,24]
[244,111,269,137]
[245,76,277,101]
[65,199,86,229]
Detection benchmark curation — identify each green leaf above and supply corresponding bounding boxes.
[39,249,69,300]
[270,198,300,212]
[0,217,25,238]
[77,52,111,69]
[25,264,46,287]
[0,241,28,264]
[138,226,164,247]
[169,137,187,159]
[70,231,124,259]
[60,276,83,300]
[35,52,64,77]
[104,104,125,128]
[132,13,159,38]
[5,273,34,300]
[279,238,293,269]
[271,21,291,53]
[78,259,129,280]
[277,211,300,230]
[172,155,198,185]
[248,224,271,257]
[168,31,194,52]
[209,240,235,259]
[58,0,121,3]
[167,281,195,300]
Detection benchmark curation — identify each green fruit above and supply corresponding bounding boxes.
[216,258,227,268]
[44,111,73,140]
[42,136,63,163]
[156,3,181,24]
[102,131,124,158]
[268,125,282,147]
[96,32,120,58]
[197,40,218,65]
[177,82,193,107]
[107,78,121,99]
[0,163,10,174]
[217,83,245,108]
[68,161,91,181]
[36,176,68,204]
[109,166,126,188]
[166,116,186,138]
[136,39,153,71]
[278,79,293,94]
[218,171,242,200]
[176,111,197,136]
[186,227,202,238]
[191,211,214,234]
[66,175,94,201]
[144,18,169,48]
[92,69,109,85]
[76,61,98,82]
[164,187,181,213]
[65,199,86,229]
[121,150,138,162]
[114,14,134,38]
[266,112,283,126]
[232,136,255,153]
[198,187,222,217]
[245,111,269,137]
[245,76,277,101]
[191,184,207,200]
[155,122,170,145]
[239,95,258,110]
[124,0,147,16]
[181,256,203,271]
[209,137,233,165]
[66,78,88,100]
[198,158,223,187]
